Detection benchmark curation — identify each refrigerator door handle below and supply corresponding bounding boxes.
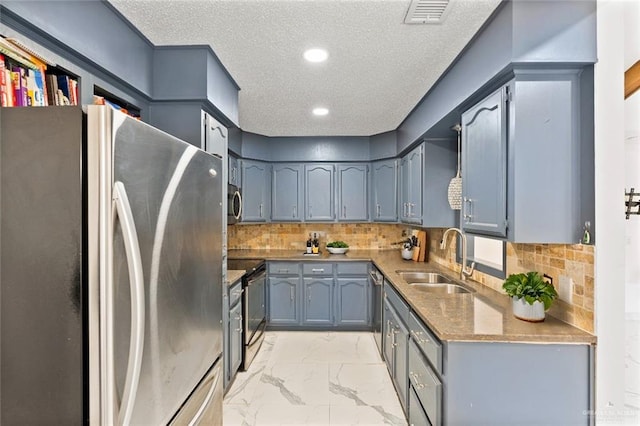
[188,368,220,426]
[113,181,146,426]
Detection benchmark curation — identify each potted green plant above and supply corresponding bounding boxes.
[502,271,558,322]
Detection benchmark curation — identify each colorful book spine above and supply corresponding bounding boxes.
[11,66,28,107]
[0,54,7,107]
[56,74,70,104]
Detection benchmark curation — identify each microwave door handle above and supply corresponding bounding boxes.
[234,190,242,220]
[112,181,146,426]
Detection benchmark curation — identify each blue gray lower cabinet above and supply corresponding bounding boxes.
[336,278,369,325]
[303,277,334,325]
[267,261,372,329]
[224,279,243,391]
[381,280,593,425]
[267,276,300,325]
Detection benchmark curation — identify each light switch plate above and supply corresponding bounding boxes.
[558,275,573,303]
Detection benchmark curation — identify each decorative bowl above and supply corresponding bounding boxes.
[327,247,348,254]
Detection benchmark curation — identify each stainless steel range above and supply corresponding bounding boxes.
[227,259,266,370]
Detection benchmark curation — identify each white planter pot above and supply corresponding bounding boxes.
[401,248,414,260]
[511,297,545,322]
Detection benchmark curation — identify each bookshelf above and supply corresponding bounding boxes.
[93,85,141,119]
[0,34,80,107]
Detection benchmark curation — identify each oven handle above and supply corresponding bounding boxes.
[369,270,383,286]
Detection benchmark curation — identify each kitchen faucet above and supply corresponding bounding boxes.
[440,228,476,280]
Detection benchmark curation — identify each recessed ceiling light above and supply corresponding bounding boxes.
[312,107,329,116]
[304,48,328,63]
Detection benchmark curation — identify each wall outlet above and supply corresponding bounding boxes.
[558,275,573,304]
[309,231,325,239]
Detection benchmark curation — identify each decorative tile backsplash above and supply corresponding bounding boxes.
[428,228,595,333]
[228,223,407,250]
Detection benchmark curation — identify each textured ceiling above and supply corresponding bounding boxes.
[109,0,502,137]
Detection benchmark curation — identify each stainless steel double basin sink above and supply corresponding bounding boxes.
[395,270,475,294]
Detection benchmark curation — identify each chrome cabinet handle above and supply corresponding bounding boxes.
[232,289,243,297]
[112,181,145,426]
[279,269,289,273]
[410,372,425,389]
[377,204,381,217]
[463,197,473,221]
[311,268,324,273]
[343,206,347,218]
[259,203,263,218]
[293,206,297,218]
[290,287,294,301]
[309,205,312,218]
[411,330,429,344]
[308,289,312,304]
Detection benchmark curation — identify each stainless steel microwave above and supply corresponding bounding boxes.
[228,184,242,224]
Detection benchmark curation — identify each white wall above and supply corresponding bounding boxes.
[595,0,627,424]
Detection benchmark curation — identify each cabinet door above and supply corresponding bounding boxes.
[304,164,335,221]
[461,87,508,237]
[229,301,243,376]
[272,164,303,221]
[393,310,409,412]
[303,278,333,325]
[228,155,240,187]
[399,157,410,221]
[383,298,395,373]
[371,159,397,222]
[337,164,368,221]
[407,144,423,224]
[242,160,270,222]
[268,277,299,325]
[336,278,369,325]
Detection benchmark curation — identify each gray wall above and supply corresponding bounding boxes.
[370,132,398,160]
[242,134,371,162]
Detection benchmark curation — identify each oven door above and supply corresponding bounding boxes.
[243,266,266,370]
[228,184,242,225]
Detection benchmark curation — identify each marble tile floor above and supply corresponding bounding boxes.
[223,331,407,426]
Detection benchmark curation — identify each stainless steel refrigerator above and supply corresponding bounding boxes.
[1,105,224,425]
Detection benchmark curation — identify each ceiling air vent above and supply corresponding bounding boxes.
[404,0,452,24]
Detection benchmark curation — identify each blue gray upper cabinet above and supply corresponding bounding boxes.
[371,159,398,222]
[401,140,458,228]
[337,164,369,221]
[462,70,592,243]
[241,160,271,222]
[303,278,333,325]
[272,164,303,221]
[304,164,335,221]
[461,87,508,237]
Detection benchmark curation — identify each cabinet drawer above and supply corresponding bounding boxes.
[409,340,442,426]
[302,263,334,276]
[384,281,409,323]
[409,312,442,374]
[229,280,243,307]
[268,262,300,275]
[336,262,369,276]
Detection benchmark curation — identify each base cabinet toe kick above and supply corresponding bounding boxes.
[382,281,594,426]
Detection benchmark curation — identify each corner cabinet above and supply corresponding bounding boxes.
[462,70,593,243]
[400,141,456,228]
[337,164,369,221]
[241,160,271,222]
[461,86,508,237]
[371,159,397,222]
[272,164,303,221]
[304,164,335,221]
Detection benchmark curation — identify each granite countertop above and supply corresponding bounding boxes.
[228,249,596,345]
[226,270,245,287]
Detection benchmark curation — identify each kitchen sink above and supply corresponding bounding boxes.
[408,282,475,294]
[395,271,452,283]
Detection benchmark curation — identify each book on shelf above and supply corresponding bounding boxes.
[0,34,79,107]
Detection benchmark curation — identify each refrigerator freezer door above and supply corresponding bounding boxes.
[90,106,223,425]
[170,358,223,426]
